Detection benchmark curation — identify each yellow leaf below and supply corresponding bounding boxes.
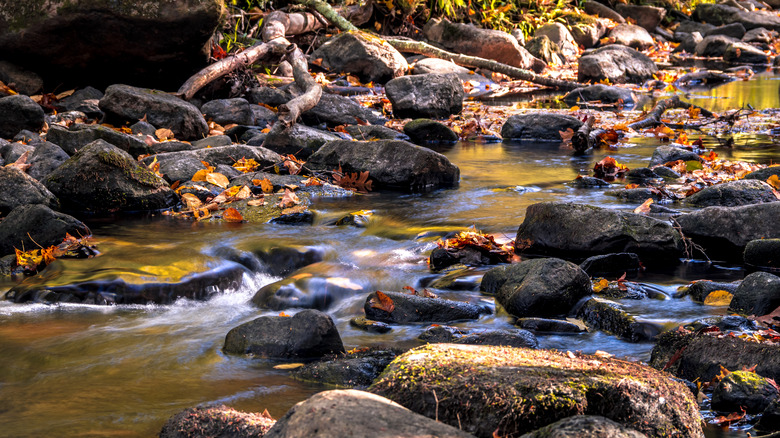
[206,172,229,189]
[634,198,654,214]
[15,248,42,270]
[767,174,780,190]
[192,169,211,182]
[180,193,202,210]
[703,290,733,306]
[155,128,175,140]
[613,122,629,131]
[222,207,244,223]
[273,363,304,370]
[234,185,251,200]
[257,178,274,193]
[593,278,609,293]
[570,106,580,111]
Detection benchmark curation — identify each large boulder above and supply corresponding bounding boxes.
[424,18,545,73]
[264,390,475,438]
[608,24,654,50]
[692,3,780,32]
[744,238,780,269]
[159,405,275,438]
[141,145,281,183]
[363,290,489,323]
[201,98,254,126]
[223,309,344,359]
[46,123,152,157]
[729,271,780,316]
[0,204,90,257]
[501,113,583,141]
[27,141,71,181]
[0,0,223,89]
[578,45,658,85]
[42,139,177,214]
[301,93,387,127]
[306,140,459,192]
[0,166,58,214]
[685,179,779,207]
[99,84,208,140]
[310,31,407,83]
[481,258,591,318]
[369,344,704,438]
[521,415,648,438]
[515,202,684,266]
[385,73,464,119]
[614,4,666,32]
[0,95,45,139]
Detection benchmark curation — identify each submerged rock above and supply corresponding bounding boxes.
[575,297,662,342]
[159,404,276,438]
[580,253,641,277]
[252,271,365,311]
[563,84,636,107]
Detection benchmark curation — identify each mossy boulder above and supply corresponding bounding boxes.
[369,344,703,438]
[575,297,662,342]
[292,349,399,388]
[0,204,90,258]
[711,370,779,413]
[744,238,780,269]
[160,404,275,438]
[729,271,780,316]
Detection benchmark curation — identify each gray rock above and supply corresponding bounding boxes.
[292,350,399,388]
[729,271,780,316]
[252,271,364,311]
[744,238,780,269]
[515,317,587,333]
[674,31,704,54]
[580,253,641,277]
[534,22,580,61]
[345,125,408,141]
[403,118,458,144]
[46,123,151,157]
[262,124,340,158]
[0,141,34,164]
[13,129,42,145]
[142,145,281,183]
[201,98,254,126]
[724,41,770,63]
[302,92,387,127]
[743,27,778,44]
[520,415,648,438]
[0,95,45,139]
[411,57,494,87]
[191,135,233,149]
[0,166,58,214]
[501,113,583,141]
[578,45,658,84]
[310,32,407,83]
[695,35,739,57]
[608,24,654,50]
[705,22,747,39]
[692,3,780,31]
[27,141,70,181]
[385,73,464,119]
[583,2,625,24]
[685,179,778,207]
[576,297,662,342]
[159,405,275,438]
[676,21,716,35]
[526,35,563,65]
[756,398,780,433]
[0,204,90,257]
[649,145,703,166]
[0,61,43,95]
[615,4,666,31]
[563,84,635,107]
[453,329,539,349]
[363,290,488,323]
[712,370,779,413]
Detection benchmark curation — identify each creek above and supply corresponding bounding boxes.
[1,74,779,437]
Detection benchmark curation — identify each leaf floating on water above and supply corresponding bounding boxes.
[703,290,733,306]
[369,291,395,314]
[222,207,244,223]
[273,363,304,370]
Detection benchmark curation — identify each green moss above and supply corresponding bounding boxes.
[97,150,165,188]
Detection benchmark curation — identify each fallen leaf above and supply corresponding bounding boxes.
[206,172,229,189]
[704,290,734,306]
[180,193,202,210]
[767,175,780,190]
[369,291,395,314]
[155,128,175,140]
[593,278,609,293]
[277,188,300,208]
[222,207,244,223]
[273,363,304,370]
[634,198,654,214]
[248,198,266,206]
[559,127,575,142]
[5,150,31,172]
[255,178,274,193]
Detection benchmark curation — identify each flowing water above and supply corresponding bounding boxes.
[1,75,779,437]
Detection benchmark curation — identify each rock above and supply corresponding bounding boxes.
[252,272,365,310]
[614,4,666,32]
[649,145,703,166]
[0,61,43,95]
[578,45,658,85]
[575,297,661,342]
[411,57,494,87]
[310,32,407,83]
[265,389,475,438]
[369,344,704,438]
[674,32,703,54]
[501,113,583,141]
[306,139,459,192]
[424,18,545,73]
[201,98,254,126]
[55,86,104,114]
[680,280,740,301]
[344,125,408,141]
[692,3,780,32]
[247,86,290,107]
[429,246,506,272]
[191,135,233,149]
[0,204,90,257]
[302,92,387,127]
[46,123,152,157]
[482,258,591,318]
[534,23,580,61]
[385,73,463,119]
[526,35,563,65]
[729,271,780,316]
[705,22,747,39]
[262,124,340,158]
[756,398,780,433]
[42,139,176,214]
[568,17,609,49]
[712,370,779,413]
[349,316,392,333]
[26,141,71,182]
[571,176,612,188]
[724,41,770,63]
[99,84,208,140]
[608,24,654,50]
[695,35,739,57]
[0,0,221,90]
[418,325,468,342]
[520,415,648,438]
[403,119,458,144]
[142,145,281,183]
[745,239,780,269]
[675,203,780,261]
[515,317,587,333]
[580,253,641,277]
[677,20,716,35]
[292,349,398,388]
[582,2,626,24]
[0,166,59,215]
[515,202,684,266]
[563,84,635,107]
[743,27,777,44]
[0,95,45,139]
[0,142,35,165]
[159,404,275,438]
[745,167,780,182]
[223,309,344,359]
[364,290,488,323]
[14,129,42,145]
[453,329,539,349]
[685,179,778,207]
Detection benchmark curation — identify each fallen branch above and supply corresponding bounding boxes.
[627,96,714,131]
[572,115,596,153]
[269,43,322,135]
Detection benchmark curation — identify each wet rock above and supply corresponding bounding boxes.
[418,325,468,343]
[265,389,475,438]
[679,280,740,301]
[685,179,778,207]
[411,58,493,86]
[201,98,254,126]
[310,32,407,83]
[571,176,612,188]
[649,145,703,166]
[99,84,208,140]
[0,166,58,215]
[614,4,666,32]
[364,290,488,323]
[582,2,626,24]
[46,123,152,157]
[677,21,716,35]
[159,404,275,438]
[424,18,545,73]
[349,316,392,334]
[252,272,365,311]
[745,167,780,182]
[756,398,780,433]
[25,141,70,182]
[0,61,43,96]
[482,258,591,318]
[142,145,281,183]
[43,139,176,214]
[743,27,777,44]
[385,73,463,119]
[191,135,233,149]
[0,204,90,257]
[0,95,45,139]
[692,3,780,32]
[526,35,563,65]
[515,202,684,266]
[344,125,408,141]
[520,415,648,438]
[674,32,703,54]
[292,349,399,388]
[262,125,340,158]
[608,24,654,50]
[695,35,739,57]
[724,41,770,64]
[712,370,779,413]
[429,246,505,272]
[745,238,780,269]
[302,93,387,127]
[55,86,104,115]
[705,22,747,39]
[369,344,704,438]
[606,187,665,203]
[578,45,658,85]
[580,253,641,277]
[675,203,780,261]
[687,315,757,332]
[563,84,636,107]
[575,297,661,342]
[454,329,539,349]
[729,271,780,316]
[501,113,583,142]
[515,317,587,333]
[307,139,459,192]
[650,166,681,179]
[13,129,42,145]
[223,309,344,359]
[402,118,459,145]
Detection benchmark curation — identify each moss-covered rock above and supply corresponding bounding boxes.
[520,415,648,438]
[575,297,661,342]
[159,404,275,438]
[711,370,779,413]
[369,344,703,438]
[292,349,400,388]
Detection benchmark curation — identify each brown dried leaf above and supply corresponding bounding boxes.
[369,291,395,313]
[155,128,175,141]
[222,207,244,223]
[277,188,300,208]
[206,172,229,189]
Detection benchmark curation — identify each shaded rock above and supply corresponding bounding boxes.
[743,27,777,44]
[142,145,281,183]
[403,118,458,144]
[534,23,580,61]
[0,204,90,257]
[608,24,654,50]
[424,18,545,73]
[364,290,488,323]
[526,35,563,65]
[0,166,58,214]
[223,309,344,359]
[385,73,463,119]
[649,145,703,166]
[724,41,770,63]
[307,139,459,192]
[45,123,151,157]
[482,258,591,318]
[578,45,658,84]
[159,405,275,438]
[264,389,475,438]
[302,93,387,127]
[55,86,104,114]
[252,272,365,311]
[501,113,583,141]
[369,344,704,438]
[515,317,587,333]
[677,21,716,35]
[711,370,779,413]
[201,98,254,126]
[680,280,740,301]
[310,32,407,83]
[454,329,539,349]
[0,61,43,95]
[674,32,703,54]
[42,139,176,214]
[729,271,780,316]
[575,297,661,342]
[745,238,780,269]
[292,349,398,388]
[99,84,208,140]
[27,141,70,181]
[580,253,641,277]
[349,316,392,334]
[262,125,339,158]
[695,35,739,57]
[13,129,42,145]
[418,325,468,343]
[212,244,323,277]
[247,86,290,107]
[705,22,747,39]
[344,125,408,141]
[685,179,778,207]
[744,166,780,181]
[571,176,612,188]
[0,95,45,139]
[583,2,626,24]
[192,135,233,149]
[692,3,780,32]
[756,398,780,433]
[615,4,666,32]
[520,415,648,438]
[650,166,681,179]
[563,84,636,107]
[515,202,684,266]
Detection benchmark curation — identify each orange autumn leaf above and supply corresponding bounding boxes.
[192,169,211,182]
[559,127,575,142]
[206,172,229,189]
[369,291,395,313]
[767,174,780,190]
[700,150,718,161]
[593,278,609,293]
[15,248,42,270]
[254,178,274,193]
[181,193,202,210]
[222,207,244,223]
[634,198,654,214]
[155,128,175,140]
[703,290,733,306]
[277,188,300,208]
[613,122,630,131]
